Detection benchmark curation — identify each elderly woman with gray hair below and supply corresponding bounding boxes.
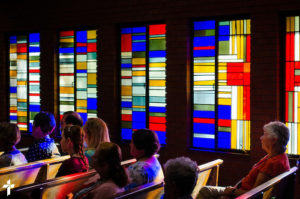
[198,121,290,199]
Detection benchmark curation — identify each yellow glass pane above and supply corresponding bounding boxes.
[194,66,214,73]
[132,58,146,65]
[77,109,87,113]
[17,55,27,59]
[10,45,17,53]
[218,73,227,80]
[88,74,97,85]
[149,63,166,67]
[88,30,97,39]
[77,62,87,69]
[149,80,165,87]
[218,98,231,105]
[60,87,74,94]
[132,71,146,76]
[17,111,27,117]
[132,105,145,109]
[194,80,214,85]
[77,100,87,107]
[231,120,237,149]
[10,70,17,77]
[17,81,27,85]
[121,86,132,96]
[60,38,74,43]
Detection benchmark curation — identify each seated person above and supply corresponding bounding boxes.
[0,122,27,167]
[73,142,128,199]
[26,111,60,162]
[83,118,110,167]
[198,121,291,199]
[56,125,88,177]
[162,157,199,199]
[125,129,164,190]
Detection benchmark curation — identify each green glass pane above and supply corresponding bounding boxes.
[149,39,166,51]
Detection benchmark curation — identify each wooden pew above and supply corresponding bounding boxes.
[4,158,137,199]
[114,159,223,199]
[235,166,298,199]
[0,155,70,192]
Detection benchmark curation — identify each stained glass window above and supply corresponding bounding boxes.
[9,33,41,132]
[120,24,167,144]
[59,30,97,123]
[285,16,300,155]
[192,19,251,151]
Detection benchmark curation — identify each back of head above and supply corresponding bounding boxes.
[33,111,56,134]
[263,121,290,153]
[63,125,88,169]
[96,142,128,187]
[0,122,20,152]
[65,114,83,127]
[164,157,199,197]
[132,129,160,157]
[83,118,110,149]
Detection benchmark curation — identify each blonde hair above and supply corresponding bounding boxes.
[83,118,110,149]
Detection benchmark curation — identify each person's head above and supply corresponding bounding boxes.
[130,129,160,159]
[33,111,56,139]
[163,157,199,198]
[0,122,20,152]
[61,111,83,131]
[261,121,290,154]
[92,142,128,187]
[83,118,110,149]
[60,125,88,169]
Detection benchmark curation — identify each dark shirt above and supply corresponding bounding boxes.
[56,156,88,177]
[26,137,60,162]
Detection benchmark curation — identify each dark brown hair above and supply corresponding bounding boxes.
[96,142,128,187]
[132,129,160,158]
[63,125,88,170]
[0,122,20,152]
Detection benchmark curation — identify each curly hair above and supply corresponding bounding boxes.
[83,118,110,149]
[63,125,88,170]
[132,129,160,158]
[164,157,199,197]
[96,142,128,187]
[0,122,20,152]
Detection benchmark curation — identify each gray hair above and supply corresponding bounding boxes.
[263,121,290,153]
[164,157,199,196]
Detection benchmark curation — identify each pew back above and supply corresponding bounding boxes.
[235,166,298,199]
[0,155,70,192]
[115,159,223,199]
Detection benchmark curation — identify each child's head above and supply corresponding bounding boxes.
[0,122,21,152]
[61,125,88,168]
[61,111,83,131]
[83,118,110,149]
[92,142,128,186]
[33,111,56,139]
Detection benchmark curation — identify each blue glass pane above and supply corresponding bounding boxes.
[10,36,17,43]
[218,105,231,119]
[218,132,231,149]
[193,137,214,148]
[77,47,87,53]
[194,49,215,57]
[194,21,215,30]
[59,48,74,53]
[149,106,166,113]
[76,31,87,43]
[122,128,132,140]
[132,27,146,33]
[219,26,230,35]
[121,28,132,34]
[194,123,215,134]
[29,33,40,42]
[149,51,166,58]
[193,110,215,119]
[194,36,215,47]
[121,101,132,108]
[219,36,230,41]
[156,130,166,145]
[87,99,97,109]
[132,35,146,40]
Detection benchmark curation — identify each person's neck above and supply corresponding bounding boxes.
[70,152,80,158]
[268,150,281,158]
